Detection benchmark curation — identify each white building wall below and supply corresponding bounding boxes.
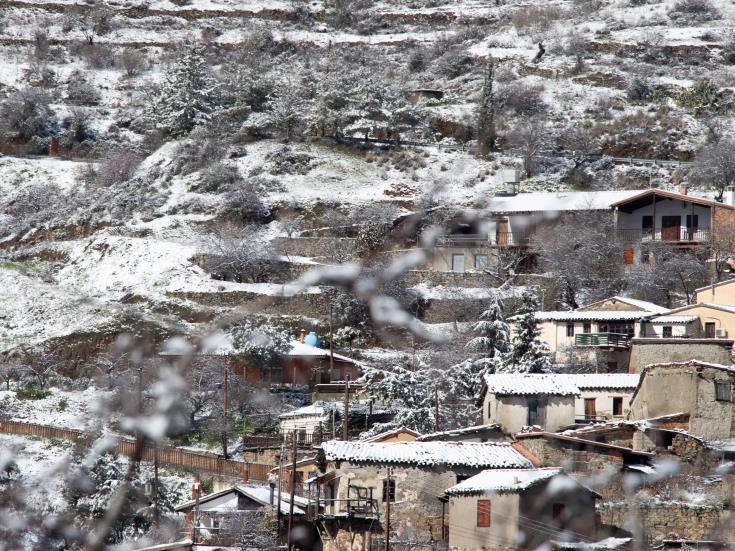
[574,389,634,420]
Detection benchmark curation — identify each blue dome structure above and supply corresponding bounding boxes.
[304,331,321,347]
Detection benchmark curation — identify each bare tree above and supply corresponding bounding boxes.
[530,212,626,309]
[205,224,283,283]
[505,117,551,177]
[689,138,735,201]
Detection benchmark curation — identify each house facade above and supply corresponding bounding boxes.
[611,189,735,266]
[532,296,668,371]
[444,468,600,550]
[480,373,640,432]
[628,360,735,441]
[312,440,535,551]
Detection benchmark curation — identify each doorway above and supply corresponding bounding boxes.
[661,216,681,241]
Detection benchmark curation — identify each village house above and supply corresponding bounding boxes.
[443,468,601,550]
[311,440,537,551]
[363,426,421,443]
[480,373,640,434]
[628,360,735,441]
[431,189,646,273]
[175,483,312,546]
[530,296,668,371]
[611,188,735,266]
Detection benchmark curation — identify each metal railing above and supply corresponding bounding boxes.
[574,333,630,348]
[243,430,325,449]
[615,227,711,243]
[493,231,531,246]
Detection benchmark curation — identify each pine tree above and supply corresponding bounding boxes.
[477,54,496,155]
[510,289,552,373]
[266,79,307,140]
[155,44,217,137]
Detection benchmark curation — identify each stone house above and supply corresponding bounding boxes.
[444,468,600,550]
[628,360,735,441]
[627,337,733,373]
[530,296,667,370]
[480,373,640,433]
[312,440,536,551]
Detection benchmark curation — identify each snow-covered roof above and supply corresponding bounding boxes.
[648,315,698,324]
[665,302,735,316]
[279,403,330,419]
[559,373,640,390]
[444,468,561,495]
[289,340,359,364]
[488,190,646,214]
[605,296,668,314]
[175,484,306,516]
[416,424,503,441]
[552,537,632,550]
[533,310,657,322]
[362,426,421,442]
[320,440,533,468]
[484,373,580,396]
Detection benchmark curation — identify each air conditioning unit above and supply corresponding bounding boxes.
[716,329,727,338]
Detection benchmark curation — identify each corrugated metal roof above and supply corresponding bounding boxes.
[444,468,561,495]
[484,373,580,396]
[560,373,640,390]
[320,440,532,468]
[648,315,698,324]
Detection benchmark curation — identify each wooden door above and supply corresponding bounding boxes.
[497,218,509,245]
[661,216,681,241]
[584,398,596,419]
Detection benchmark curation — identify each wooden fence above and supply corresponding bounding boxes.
[0,419,274,481]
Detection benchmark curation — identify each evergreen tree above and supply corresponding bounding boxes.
[266,79,307,140]
[510,289,552,373]
[155,44,217,137]
[477,54,496,155]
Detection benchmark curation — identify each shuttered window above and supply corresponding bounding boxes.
[715,381,731,402]
[477,499,491,527]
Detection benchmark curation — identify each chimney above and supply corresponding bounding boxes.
[679,184,688,195]
[299,329,306,343]
[726,186,735,206]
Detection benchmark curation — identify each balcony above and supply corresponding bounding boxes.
[315,497,380,520]
[437,232,531,248]
[615,227,710,243]
[575,333,630,348]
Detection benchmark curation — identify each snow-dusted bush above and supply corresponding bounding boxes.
[498,81,547,117]
[193,162,242,193]
[205,224,282,282]
[0,87,57,141]
[675,80,721,115]
[265,145,313,175]
[229,318,291,372]
[669,0,721,21]
[66,72,101,105]
[79,43,115,69]
[93,150,143,187]
[219,185,270,225]
[118,48,148,77]
[171,138,224,175]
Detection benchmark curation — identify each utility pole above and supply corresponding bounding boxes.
[192,479,201,545]
[434,387,440,433]
[342,374,351,441]
[329,301,335,382]
[287,435,298,551]
[222,362,229,459]
[384,467,392,551]
[277,441,284,529]
[153,446,159,524]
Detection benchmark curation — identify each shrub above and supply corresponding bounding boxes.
[58,398,69,412]
[66,73,101,105]
[669,0,721,21]
[675,80,721,114]
[498,82,547,116]
[407,49,427,73]
[0,87,56,140]
[219,186,270,224]
[171,139,224,175]
[93,149,143,187]
[434,45,477,79]
[722,41,735,64]
[512,5,566,34]
[193,162,242,193]
[627,77,652,102]
[118,48,147,77]
[79,43,115,69]
[16,387,52,400]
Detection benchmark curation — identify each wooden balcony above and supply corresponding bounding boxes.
[615,227,711,243]
[575,332,630,348]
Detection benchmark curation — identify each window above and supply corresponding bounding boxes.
[662,326,673,338]
[705,322,716,338]
[451,254,465,273]
[566,323,575,337]
[607,361,618,373]
[474,254,488,269]
[382,478,395,502]
[715,381,731,402]
[642,216,653,231]
[613,397,623,416]
[583,322,592,334]
[552,503,566,524]
[476,499,491,527]
[527,397,539,426]
[686,214,699,228]
[487,401,492,418]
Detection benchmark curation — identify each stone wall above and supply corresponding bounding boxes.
[168,290,330,317]
[628,339,733,373]
[598,502,729,545]
[272,237,359,259]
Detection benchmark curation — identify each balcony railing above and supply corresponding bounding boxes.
[616,228,711,243]
[243,431,324,449]
[494,231,531,247]
[575,332,630,348]
[316,498,380,519]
